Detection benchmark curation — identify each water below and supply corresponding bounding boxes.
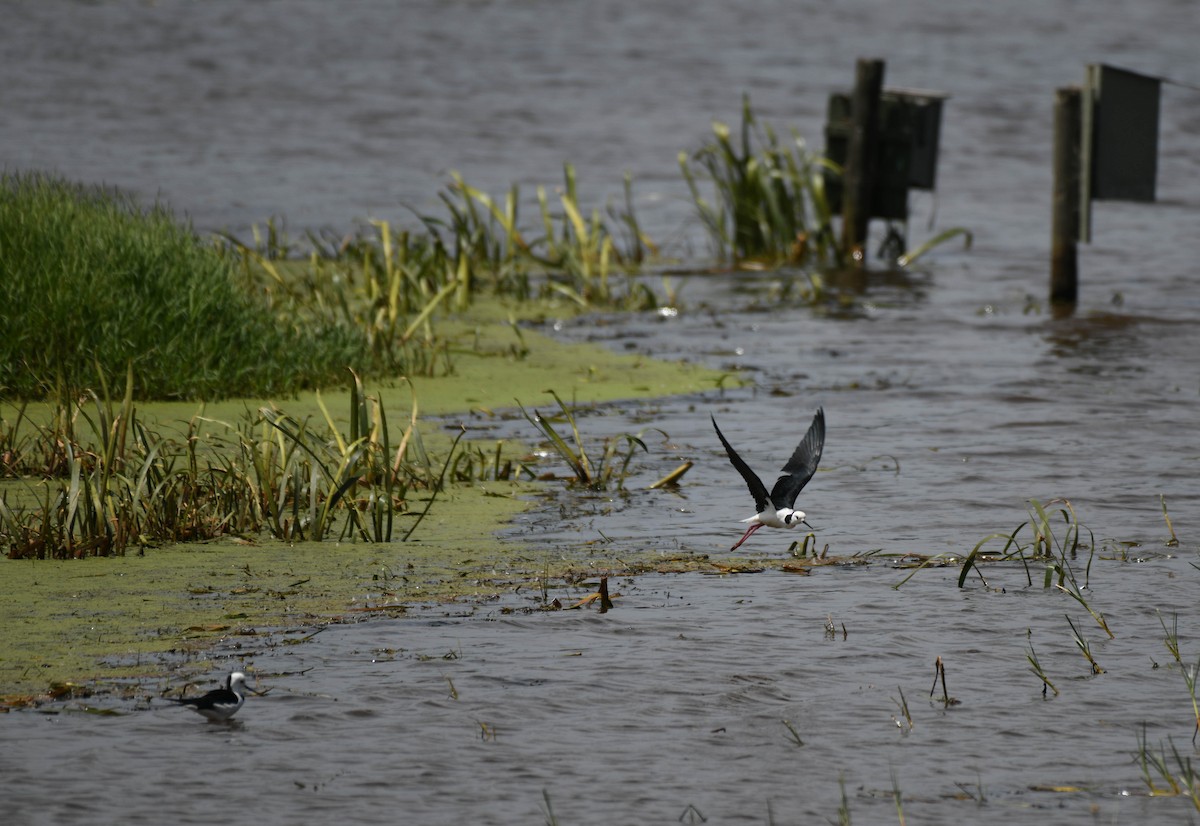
[4,1,1200,823]
[3,565,1199,824]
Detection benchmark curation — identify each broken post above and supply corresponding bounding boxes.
[1050,86,1082,307]
[841,58,885,261]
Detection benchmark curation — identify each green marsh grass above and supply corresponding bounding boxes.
[680,96,840,268]
[1136,726,1200,811]
[225,221,461,378]
[953,498,1112,637]
[0,373,507,557]
[0,172,365,400]
[436,165,659,309]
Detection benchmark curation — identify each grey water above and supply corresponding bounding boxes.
[4,1,1200,824]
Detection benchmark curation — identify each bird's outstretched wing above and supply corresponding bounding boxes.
[711,415,771,513]
[770,407,825,509]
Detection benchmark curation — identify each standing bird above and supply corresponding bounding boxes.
[711,408,825,551]
[168,671,257,722]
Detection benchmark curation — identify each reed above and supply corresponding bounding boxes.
[895,227,974,268]
[0,369,271,557]
[0,373,504,557]
[930,656,961,706]
[1160,494,1180,547]
[680,95,840,268]
[957,498,1111,637]
[224,221,460,379]
[444,164,659,309]
[1184,657,1200,744]
[1065,614,1104,674]
[835,775,852,826]
[1159,611,1182,664]
[891,769,906,826]
[1026,639,1059,697]
[781,718,805,747]
[892,686,913,732]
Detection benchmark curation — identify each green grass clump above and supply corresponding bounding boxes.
[680,95,841,268]
[0,172,366,400]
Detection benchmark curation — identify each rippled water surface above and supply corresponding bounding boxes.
[5,563,1200,825]
[4,1,1200,824]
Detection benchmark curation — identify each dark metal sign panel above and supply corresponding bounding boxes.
[1087,64,1161,203]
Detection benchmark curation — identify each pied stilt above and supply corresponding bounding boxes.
[711,408,825,551]
[169,671,258,721]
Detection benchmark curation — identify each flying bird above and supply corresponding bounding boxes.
[168,671,258,722]
[711,408,825,551]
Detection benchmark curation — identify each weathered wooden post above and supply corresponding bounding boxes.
[1050,86,1082,307]
[841,58,885,262]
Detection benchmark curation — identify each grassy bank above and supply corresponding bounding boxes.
[0,172,367,400]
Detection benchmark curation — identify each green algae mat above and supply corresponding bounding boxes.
[0,318,730,699]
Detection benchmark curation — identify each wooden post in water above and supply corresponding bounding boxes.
[1050,86,1082,307]
[841,58,885,263]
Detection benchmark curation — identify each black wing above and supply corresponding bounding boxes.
[171,687,233,710]
[711,415,771,513]
[769,407,825,509]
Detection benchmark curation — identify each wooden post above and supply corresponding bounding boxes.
[841,58,885,262]
[1050,86,1082,307]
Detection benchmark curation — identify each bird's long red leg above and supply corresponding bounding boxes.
[729,523,763,551]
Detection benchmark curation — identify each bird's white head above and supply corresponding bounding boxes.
[777,508,807,529]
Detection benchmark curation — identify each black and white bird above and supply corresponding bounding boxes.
[711,408,825,551]
[169,671,257,721]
